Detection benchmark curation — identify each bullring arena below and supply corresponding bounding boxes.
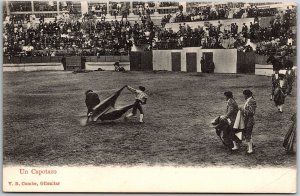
[3,1,297,168]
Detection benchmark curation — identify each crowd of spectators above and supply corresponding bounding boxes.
[159,5,296,55]
[3,11,157,57]
[87,2,155,22]
[163,5,277,23]
[3,3,296,57]
[156,22,248,50]
[253,7,296,56]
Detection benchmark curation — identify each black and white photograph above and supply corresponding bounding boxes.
[2,0,297,193]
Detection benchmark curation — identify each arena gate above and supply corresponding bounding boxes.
[171,52,181,71]
[66,56,81,70]
[129,51,153,71]
[186,53,197,72]
[236,51,255,73]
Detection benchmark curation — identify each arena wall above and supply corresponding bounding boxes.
[255,64,287,76]
[85,62,130,71]
[3,63,64,72]
[152,49,184,71]
[152,50,171,71]
[153,48,238,73]
[201,49,237,73]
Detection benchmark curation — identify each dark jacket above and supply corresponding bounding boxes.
[85,92,100,114]
[61,56,66,70]
[225,98,239,124]
[243,97,257,127]
[81,56,86,70]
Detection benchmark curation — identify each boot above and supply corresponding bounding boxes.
[231,141,239,151]
[279,105,283,113]
[139,114,144,123]
[251,139,255,148]
[247,141,253,154]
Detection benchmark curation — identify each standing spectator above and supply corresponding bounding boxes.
[145,5,151,16]
[285,67,295,95]
[61,55,66,70]
[239,90,257,154]
[242,23,248,37]
[200,57,206,73]
[125,39,133,52]
[121,6,128,21]
[138,5,143,19]
[81,56,86,70]
[178,4,183,13]
[102,4,107,15]
[113,9,118,19]
[270,70,280,101]
[117,2,121,12]
[273,74,287,113]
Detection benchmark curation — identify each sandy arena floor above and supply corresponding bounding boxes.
[3,71,297,167]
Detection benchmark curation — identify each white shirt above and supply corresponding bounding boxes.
[279,80,284,88]
[128,86,148,102]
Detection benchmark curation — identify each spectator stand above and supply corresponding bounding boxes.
[3,2,296,74]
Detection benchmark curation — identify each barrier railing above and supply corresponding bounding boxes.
[3,55,130,64]
[3,56,62,64]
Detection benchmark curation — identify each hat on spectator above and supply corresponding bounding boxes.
[243,90,253,97]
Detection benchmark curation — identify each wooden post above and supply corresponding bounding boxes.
[5,0,10,15]
[57,0,60,14]
[31,0,34,14]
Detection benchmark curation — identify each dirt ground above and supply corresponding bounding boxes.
[3,71,297,167]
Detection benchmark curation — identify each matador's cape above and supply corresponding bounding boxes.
[90,86,134,121]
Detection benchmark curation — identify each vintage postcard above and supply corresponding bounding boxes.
[2,0,297,193]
